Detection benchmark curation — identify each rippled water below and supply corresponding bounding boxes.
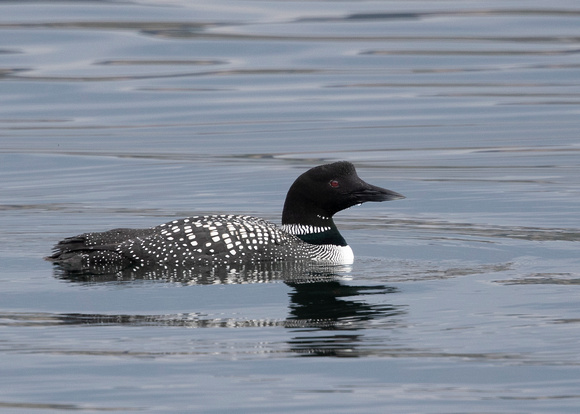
[1,1,579,413]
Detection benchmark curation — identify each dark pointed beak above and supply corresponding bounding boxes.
[352,182,405,203]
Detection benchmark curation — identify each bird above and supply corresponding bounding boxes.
[46,161,404,272]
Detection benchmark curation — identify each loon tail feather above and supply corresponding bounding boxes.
[45,228,155,271]
[47,228,156,257]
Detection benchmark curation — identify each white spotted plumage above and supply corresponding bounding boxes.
[106,215,350,268]
[59,214,354,270]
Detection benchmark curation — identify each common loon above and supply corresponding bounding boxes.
[47,161,404,272]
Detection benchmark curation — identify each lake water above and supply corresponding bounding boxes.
[1,1,579,412]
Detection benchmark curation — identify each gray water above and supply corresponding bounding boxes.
[1,1,580,413]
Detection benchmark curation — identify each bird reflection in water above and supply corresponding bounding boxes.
[52,262,405,357]
[286,280,403,357]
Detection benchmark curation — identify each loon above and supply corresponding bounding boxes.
[47,161,404,272]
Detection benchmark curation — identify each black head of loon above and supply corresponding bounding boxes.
[281,161,404,245]
[47,161,404,271]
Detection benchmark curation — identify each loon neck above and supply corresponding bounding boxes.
[281,214,347,247]
[281,172,350,247]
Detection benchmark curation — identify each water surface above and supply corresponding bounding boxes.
[1,1,579,413]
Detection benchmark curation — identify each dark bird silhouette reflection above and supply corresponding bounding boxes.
[52,262,405,357]
[286,280,403,357]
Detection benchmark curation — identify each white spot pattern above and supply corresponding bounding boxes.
[52,214,354,271]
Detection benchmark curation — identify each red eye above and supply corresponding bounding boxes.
[329,180,340,188]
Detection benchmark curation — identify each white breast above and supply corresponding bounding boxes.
[335,245,354,265]
[311,244,354,265]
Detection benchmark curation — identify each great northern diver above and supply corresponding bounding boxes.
[47,161,404,271]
